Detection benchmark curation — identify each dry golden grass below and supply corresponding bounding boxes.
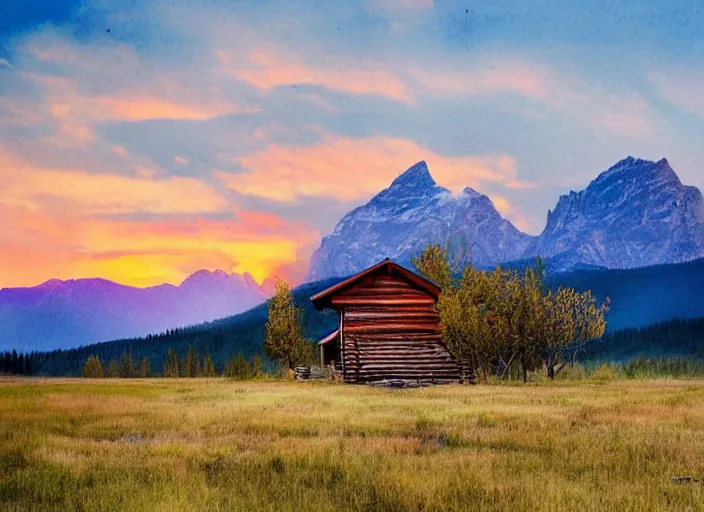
[2,377,704,511]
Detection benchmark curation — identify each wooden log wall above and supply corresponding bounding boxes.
[331,273,461,383]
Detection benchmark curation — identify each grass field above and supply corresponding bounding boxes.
[2,377,704,511]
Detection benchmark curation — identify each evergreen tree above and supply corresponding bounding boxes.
[138,357,150,378]
[252,355,263,377]
[202,353,216,377]
[119,349,136,378]
[263,279,308,369]
[106,359,120,378]
[83,355,104,378]
[164,348,180,378]
[182,346,201,377]
[224,354,251,379]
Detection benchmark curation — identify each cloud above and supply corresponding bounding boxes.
[365,0,434,14]
[487,193,531,232]
[650,69,704,121]
[0,203,319,288]
[409,58,655,137]
[217,134,529,203]
[218,46,414,104]
[0,149,228,215]
[409,61,548,99]
[2,32,258,154]
[0,0,697,288]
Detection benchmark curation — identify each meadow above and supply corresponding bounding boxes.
[2,376,704,511]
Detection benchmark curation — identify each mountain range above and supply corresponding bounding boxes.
[28,258,704,377]
[0,270,269,352]
[307,157,704,280]
[2,155,703,353]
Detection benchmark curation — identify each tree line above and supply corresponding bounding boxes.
[79,279,307,379]
[412,243,610,382]
[81,346,265,379]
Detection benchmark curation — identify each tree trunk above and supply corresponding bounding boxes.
[546,365,555,380]
[546,351,555,380]
[522,362,528,383]
[499,355,516,380]
[554,362,567,377]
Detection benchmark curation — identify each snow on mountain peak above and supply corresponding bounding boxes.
[307,156,704,281]
[307,161,532,281]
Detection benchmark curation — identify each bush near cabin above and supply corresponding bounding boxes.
[413,243,609,382]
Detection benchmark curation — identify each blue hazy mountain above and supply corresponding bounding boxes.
[0,270,268,352]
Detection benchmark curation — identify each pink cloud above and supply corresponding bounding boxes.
[409,61,549,99]
[217,134,530,203]
[218,47,414,104]
[650,69,704,121]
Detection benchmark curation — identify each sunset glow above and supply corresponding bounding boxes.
[1,0,703,288]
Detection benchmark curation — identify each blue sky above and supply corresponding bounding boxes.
[1,0,703,286]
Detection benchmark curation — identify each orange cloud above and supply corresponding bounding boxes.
[0,149,228,215]
[217,135,527,202]
[0,204,319,288]
[95,95,242,122]
[487,194,531,232]
[27,37,245,122]
[218,47,413,104]
[7,44,257,151]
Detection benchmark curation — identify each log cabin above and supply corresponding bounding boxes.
[311,258,461,384]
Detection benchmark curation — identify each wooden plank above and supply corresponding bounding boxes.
[331,297,436,306]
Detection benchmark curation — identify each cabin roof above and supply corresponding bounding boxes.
[310,258,441,311]
[316,329,340,345]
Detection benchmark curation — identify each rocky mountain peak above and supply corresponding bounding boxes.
[593,156,681,189]
[461,186,483,198]
[308,156,704,281]
[307,161,532,281]
[534,157,703,269]
[389,161,436,189]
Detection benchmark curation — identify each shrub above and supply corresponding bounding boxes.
[590,363,618,382]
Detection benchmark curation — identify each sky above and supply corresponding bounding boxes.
[1,0,703,289]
